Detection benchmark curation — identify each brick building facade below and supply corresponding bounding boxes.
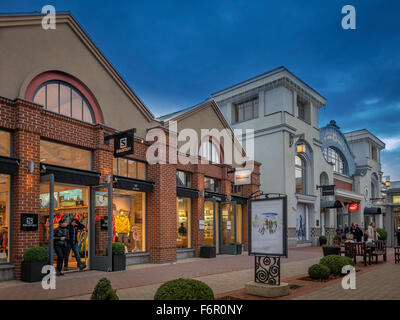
[0,13,260,280]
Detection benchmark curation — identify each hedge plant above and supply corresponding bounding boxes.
[333,235,342,243]
[320,255,355,275]
[308,263,330,279]
[319,236,327,241]
[91,278,119,300]
[376,228,388,240]
[23,246,48,263]
[154,278,214,300]
[112,242,125,255]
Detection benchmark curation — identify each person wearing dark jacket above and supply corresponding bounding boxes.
[354,224,363,242]
[54,219,69,276]
[64,218,86,271]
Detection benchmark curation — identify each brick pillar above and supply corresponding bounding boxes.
[92,126,114,257]
[12,103,42,279]
[191,168,205,256]
[146,128,177,263]
[242,161,261,250]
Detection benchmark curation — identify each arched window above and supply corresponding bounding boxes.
[323,147,346,175]
[371,173,379,199]
[33,81,94,124]
[199,138,221,164]
[295,155,307,194]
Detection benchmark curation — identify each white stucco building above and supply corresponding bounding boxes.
[211,66,386,247]
[211,67,331,247]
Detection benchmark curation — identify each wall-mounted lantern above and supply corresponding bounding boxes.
[296,143,306,154]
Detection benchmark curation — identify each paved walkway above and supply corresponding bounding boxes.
[295,262,400,300]
[0,247,323,300]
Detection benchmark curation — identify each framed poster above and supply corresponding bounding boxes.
[248,195,287,257]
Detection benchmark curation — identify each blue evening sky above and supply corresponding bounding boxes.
[1,1,400,180]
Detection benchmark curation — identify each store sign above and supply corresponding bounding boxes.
[21,213,38,231]
[249,195,287,256]
[321,185,335,196]
[348,203,359,212]
[234,169,251,185]
[114,130,134,157]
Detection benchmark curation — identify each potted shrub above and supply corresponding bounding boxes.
[376,228,388,241]
[319,236,328,246]
[112,242,126,272]
[21,246,49,282]
[322,244,340,256]
[333,235,342,245]
[154,278,214,300]
[91,278,119,300]
[200,243,216,258]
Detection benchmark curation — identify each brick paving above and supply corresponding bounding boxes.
[0,247,322,300]
[295,259,400,300]
[217,249,397,300]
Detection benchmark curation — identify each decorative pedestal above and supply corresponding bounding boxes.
[245,281,290,298]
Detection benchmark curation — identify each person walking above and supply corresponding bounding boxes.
[64,218,86,271]
[53,218,69,276]
[350,223,356,237]
[344,224,349,237]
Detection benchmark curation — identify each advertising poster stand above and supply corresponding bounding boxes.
[247,192,288,297]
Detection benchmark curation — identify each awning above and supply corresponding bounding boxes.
[205,191,226,202]
[321,200,343,209]
[177,186,199,198]
[0,156,20,174]
[113,175,154,193]
[41,163,101,186]
[232,195,248,205]
[364,207,382,215]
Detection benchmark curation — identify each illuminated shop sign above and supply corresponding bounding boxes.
[348,203,359,212]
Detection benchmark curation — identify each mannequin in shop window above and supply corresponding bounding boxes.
[115,209,130,251]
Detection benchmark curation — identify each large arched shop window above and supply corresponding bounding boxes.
[371,173,379,199]
[295,155,307,194]
[323,147,347,175]
[33,81,95,124]
[199,138,222,164]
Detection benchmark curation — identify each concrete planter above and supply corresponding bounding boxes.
[21,261,47,282]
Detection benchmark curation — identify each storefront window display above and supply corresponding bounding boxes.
[113,189,146,253]
[113,158,146,180]
[39,183,90,270]
[0,175,10,263]
[177,197,191,248]
[40,140,91,170]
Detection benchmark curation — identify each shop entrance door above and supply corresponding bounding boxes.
[90,184,113,271]
[219,202,237,254]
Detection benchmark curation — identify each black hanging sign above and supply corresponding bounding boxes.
[104,129,136,158]
[21,213,38,231]
[317,184,335,196]
[101,216,108,230]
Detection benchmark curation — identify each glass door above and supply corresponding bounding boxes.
[219,202,237,254]
[204,200,216,247]
[90,184,113,271]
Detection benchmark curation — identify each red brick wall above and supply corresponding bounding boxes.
[334,178,352,191]
[0,97,261,278]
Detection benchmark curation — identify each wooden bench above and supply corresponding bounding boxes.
[344,242,368,266]
[394,247,400,264]
[369,240,387,264]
